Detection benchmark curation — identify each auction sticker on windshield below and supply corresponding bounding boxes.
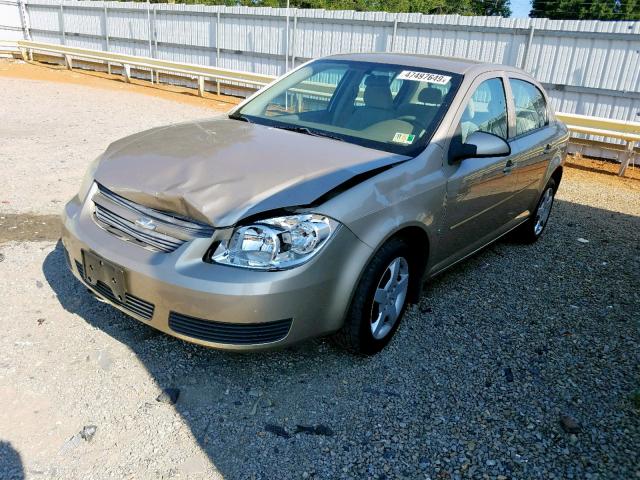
[392,132,415,144]
[396,71,452,84]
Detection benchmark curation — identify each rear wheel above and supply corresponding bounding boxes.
[512,178,557,243]
[333,238,412,355]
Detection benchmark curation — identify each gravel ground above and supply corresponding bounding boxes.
[0,71,220,215]
[1,63,639,480]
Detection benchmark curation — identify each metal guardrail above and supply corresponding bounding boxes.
[0,39,19,53]
[16,40,277,95]
[7,40,640,177]
[556,113,640,176]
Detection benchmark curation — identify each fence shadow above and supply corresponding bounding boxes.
[42,198,640,479]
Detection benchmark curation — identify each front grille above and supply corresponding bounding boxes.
[169,312,292,345]
[76,261,155,320]
[92,183,214,253]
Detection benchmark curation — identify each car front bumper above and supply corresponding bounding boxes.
[61,195,373,351]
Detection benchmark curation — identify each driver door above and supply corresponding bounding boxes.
[435,75,519,266]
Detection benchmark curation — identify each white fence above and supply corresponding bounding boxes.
[0,0,24,42]
[4,1,640,160]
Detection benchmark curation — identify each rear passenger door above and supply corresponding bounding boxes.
[506,77,557,214]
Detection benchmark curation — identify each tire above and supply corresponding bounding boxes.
[333,237,413,355]
[511,178,557,243]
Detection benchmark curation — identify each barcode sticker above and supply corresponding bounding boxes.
[396,71,452,84]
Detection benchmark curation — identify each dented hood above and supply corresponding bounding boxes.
[95,118,409,226]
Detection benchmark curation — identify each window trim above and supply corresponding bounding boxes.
[447,74,510,147]
[506,76,550,141]
[470,76,509,141]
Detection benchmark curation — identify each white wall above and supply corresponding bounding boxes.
[0,0,25,42]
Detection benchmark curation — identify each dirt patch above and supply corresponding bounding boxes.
[0,58,241,110]
[566,155,640,192]
[0,214,62,244]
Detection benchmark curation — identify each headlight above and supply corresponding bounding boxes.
[210,214,340,270]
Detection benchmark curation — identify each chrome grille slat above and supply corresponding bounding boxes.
[92,183,214,253]
[95,207,183,251]
[98,185,212,232]
[93,191,206,241]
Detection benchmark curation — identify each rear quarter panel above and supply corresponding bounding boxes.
[543,120,569,183]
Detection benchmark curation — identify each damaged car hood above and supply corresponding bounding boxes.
[94,118,409,226]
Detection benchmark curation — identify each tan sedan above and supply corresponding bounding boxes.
[61,53,569,354]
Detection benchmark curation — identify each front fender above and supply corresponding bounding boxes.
[314,144,446,260]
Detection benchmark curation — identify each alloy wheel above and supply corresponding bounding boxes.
[370,257,409,340]
[534,187,554,236]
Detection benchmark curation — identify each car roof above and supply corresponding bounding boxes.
[324,52,521,76]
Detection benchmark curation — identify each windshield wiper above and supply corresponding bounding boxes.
[228,112,252,123]
[272,124,345,142]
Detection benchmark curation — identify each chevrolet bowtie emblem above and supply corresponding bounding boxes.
[135,217,157,231]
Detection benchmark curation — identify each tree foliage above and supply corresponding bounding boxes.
[141,0,512,17]
[530,0,640,20]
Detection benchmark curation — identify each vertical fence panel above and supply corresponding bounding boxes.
[0,0,26,41]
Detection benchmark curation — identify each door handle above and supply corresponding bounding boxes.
[503,159,513,174]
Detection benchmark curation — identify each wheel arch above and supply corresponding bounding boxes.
[550,165,563,190]
[361,224,431,304]
[389,225,430,303]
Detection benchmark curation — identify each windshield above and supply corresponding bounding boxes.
[231,59,462,157]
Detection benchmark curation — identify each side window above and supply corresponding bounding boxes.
[264,66,348,116]
[509,79,548,136]
[459,78,508,143]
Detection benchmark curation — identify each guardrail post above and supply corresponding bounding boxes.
[390,15,398,53]
[19,47,28,62]
[291,11,297,69]
[198,76,205,97]
[521,22,535,71]
[618,141,635,176]
[103,3,111,75]
[216,10,221,94]
[284,5,289,72]
[146,1,154,83]
[18,0,32,42]
[153,5,159,84]
[59,1,66,45]
[64,54,72,70]
[123,64,131,83]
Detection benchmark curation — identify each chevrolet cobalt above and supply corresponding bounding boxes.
[61,53,568,354]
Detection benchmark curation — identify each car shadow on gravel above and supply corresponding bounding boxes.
[42,198,640,479]
[0,441,24,480]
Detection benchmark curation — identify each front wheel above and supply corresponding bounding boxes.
[333,238,412,355]
[512,178,557,243]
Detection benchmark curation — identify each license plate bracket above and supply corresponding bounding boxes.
[82,250,127,302]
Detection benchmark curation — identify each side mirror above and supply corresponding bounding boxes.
[450,131,511,163]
